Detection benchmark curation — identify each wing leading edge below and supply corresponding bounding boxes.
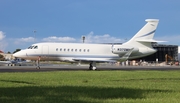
[72,58,116,62]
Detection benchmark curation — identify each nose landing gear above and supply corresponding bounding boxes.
[36,56,41,69]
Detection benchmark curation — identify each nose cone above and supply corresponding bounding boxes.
[13,51,21,58]
[13,50,26,58]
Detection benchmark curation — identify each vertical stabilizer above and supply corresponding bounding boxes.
[124,19,159,47]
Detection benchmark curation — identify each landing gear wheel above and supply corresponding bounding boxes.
[92,67,97,70]
[36,66,40,69]
[89,62,97,70]
[89,62,93,70]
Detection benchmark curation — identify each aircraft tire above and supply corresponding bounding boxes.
[92,67,97,70]
[36,66,40,69]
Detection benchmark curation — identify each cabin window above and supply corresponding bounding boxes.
[75,49,77,52]
[56,48,58,51]
[60,48,62,51]
[67,49,70,51]
[79,49,81,52]
[71,49,73,51]
[87,49,90,52]
[64,49,66,51]
[84,49,86,52]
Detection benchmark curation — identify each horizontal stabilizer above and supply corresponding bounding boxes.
[136,39,166,43]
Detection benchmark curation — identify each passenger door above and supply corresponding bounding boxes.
[42,45,49,59]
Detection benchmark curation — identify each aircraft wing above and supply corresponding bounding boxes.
[0,61,11,64]
[72,58,116,62]
[72,48,134,63]
[0,60,32,66]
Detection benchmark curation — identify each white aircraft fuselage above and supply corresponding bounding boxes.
[13,19,161,70]
[13,42,156,62]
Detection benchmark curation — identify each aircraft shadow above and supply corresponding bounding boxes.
[0,85,172,103]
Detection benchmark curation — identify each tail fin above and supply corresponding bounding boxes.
[124,19,159,47]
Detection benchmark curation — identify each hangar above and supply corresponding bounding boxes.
[137,43,178,62]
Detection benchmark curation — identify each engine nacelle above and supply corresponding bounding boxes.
[112,45,139,54]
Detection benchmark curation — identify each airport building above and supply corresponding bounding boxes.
[0,50,14,60]
[137,43,179,62]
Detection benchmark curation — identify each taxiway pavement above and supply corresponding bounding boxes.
[0,65,180,73]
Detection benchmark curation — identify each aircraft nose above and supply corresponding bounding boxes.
[13,51,25,58]
[13,52,20,57]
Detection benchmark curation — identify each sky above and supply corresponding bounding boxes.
[0,0,180,53]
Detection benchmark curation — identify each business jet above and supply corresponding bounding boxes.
[13,19,162,70]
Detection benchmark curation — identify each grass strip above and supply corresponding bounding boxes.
[0,70,180,103]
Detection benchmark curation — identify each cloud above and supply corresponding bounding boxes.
[0,41,8,51]
[7,32,125,52]
[0,31,8,51]
[0,31,6,41]
[83,31,125,43]
[19,37,35,42]
[42,32,125,43]
[42,36,76,42]
[14,37,35,44]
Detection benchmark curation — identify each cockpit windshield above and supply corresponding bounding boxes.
[28,45,38,49]
[34,46,38,49]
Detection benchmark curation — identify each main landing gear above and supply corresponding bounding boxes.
[89,61,97,70]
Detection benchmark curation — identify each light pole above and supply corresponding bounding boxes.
[33,30,36,42]
[82,36,85,43]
